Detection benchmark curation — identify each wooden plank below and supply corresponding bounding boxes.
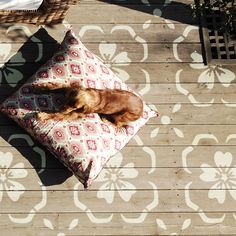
[1,83,235,104]
[0,23,200,43]
[0,212,233,236]
[1,104,236,125]
[0,63,235,84]
[0,145,235,168]
[79,0,195,5]
[1,124,236,146]
[0,166,235,190]
[66,3,197,25]
[128,83,236,104]
[0,42,202,63]
[0,189,236,212]
[130,124,236,146]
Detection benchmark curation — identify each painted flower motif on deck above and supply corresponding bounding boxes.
[141,0,175,29]
[190,52,236,90]
[0,152,28,202]
[96,152,138,204]
[0,44,26,86]
[200,151,236,204]
[150,103,184,139]
[43,218,79,236]
[99,42,131,81]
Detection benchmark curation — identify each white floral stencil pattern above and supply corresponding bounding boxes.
[183,134,236,224]
[174,26,236,106]
[0,151,28,202]
[96,152,138,204]
[99,42,131,81]
[43,218,79,236]
[150,103,184,139]
[190,52,236,90]
[200,151,236,204]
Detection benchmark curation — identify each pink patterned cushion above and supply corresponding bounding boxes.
[0,30,159,188]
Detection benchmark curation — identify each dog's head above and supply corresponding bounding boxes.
[65,88,80,107]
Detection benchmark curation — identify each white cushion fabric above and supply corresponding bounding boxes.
[0,0,43,10]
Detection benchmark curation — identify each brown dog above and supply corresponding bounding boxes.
[33,82,143,128]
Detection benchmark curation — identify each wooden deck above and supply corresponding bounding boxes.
[1,0,236,235]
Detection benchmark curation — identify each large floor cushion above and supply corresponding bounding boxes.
[0,29,159,188]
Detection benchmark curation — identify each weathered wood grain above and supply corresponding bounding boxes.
[0,166,234,190]
[0,0,235,235]
[0,104,236,125]
[1,63,235,84]
[0,212,233,236]
[79,0,195,5]
[0,189,235,213]
[0,23,200,43]
[66,3,197,25]
[0,83,235,104]
[1,125,236,146]
[0,42,202,63]
[0,145,235,168]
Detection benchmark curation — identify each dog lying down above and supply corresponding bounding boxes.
[32,82,144,128]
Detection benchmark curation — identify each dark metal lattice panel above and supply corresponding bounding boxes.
[200,7,236,64]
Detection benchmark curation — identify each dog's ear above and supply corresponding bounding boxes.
[69,89,78,98]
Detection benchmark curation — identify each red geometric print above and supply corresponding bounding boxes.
[52,65,65,77]
[67,37,79,45]
[69,125,81,136]
[114,81,122,90]
[115,140,121,150]
[142,110,148,119]
[84,50,94,59]
[86,140,97,151]
[70,64,81,74]
[126,125,134,135]
[86,64,96,74]
[6,105,17,116]
[86,113,95,119]
[20,99,33,111]
[53,128,66,141]
[86,79,96,88]
[102,139,110,150]
[84,122,97,134]
[100,65,110,74]
[69,49,80,59]
[21,85,32,95]
[100,123,110,133]
[70,142,83,155]
[54,54,65,62]
[38,70,49,79]
[37,98,49,108]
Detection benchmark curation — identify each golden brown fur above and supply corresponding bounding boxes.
[33,82,143,128]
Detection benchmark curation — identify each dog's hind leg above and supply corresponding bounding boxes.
[113,112,140,128]
[37,106,85,121]
[38,111,86,121]
[37,105,77,121]
[32,82,69,92]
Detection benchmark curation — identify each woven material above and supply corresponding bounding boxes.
[0,0,79,24]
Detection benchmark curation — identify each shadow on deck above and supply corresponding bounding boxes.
[0,28,73,186]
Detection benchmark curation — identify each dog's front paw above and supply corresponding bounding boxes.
[37,112,52,121]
